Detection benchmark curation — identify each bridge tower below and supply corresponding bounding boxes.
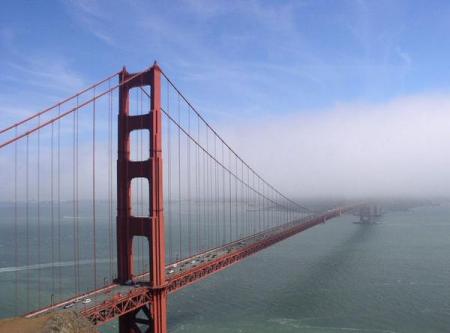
[357,205,382,224]
[117,63,167,333]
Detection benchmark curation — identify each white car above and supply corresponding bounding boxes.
[82,298,91,304]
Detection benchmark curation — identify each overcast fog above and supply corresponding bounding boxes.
[221,92,450,199]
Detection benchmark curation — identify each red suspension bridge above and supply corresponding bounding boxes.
[0,63,366,332]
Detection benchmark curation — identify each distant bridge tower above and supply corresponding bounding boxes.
[116,63,167,333]
[357,205,382,224]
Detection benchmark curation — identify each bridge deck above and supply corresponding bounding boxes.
[25,206,354,325]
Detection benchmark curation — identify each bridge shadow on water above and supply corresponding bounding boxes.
[167,220,379,331]
[268,222,378,319]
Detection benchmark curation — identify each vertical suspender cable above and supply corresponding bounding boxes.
[37,116,41,307]
[92,87,97,290]
[76,98,80,294]
[222,143,226,244]
[242,161,246,236]
[72,101,77,295]
[210,132,213,246]
[187,104,192,257]
[272,184,275,228]
[210,130,213,246]
[177,92,182,260]
[235,156,238,240]
[51,122,55,300]
[57,105,62,298]
[214,135,217,247]
[244,168,250,236]
[196,116,200,253]
[203,124,206,251]
[26,135,29,311]
[241,160,244,237]
[257,177,260,232]
[253,172,256,234]
[262,182,265,231]
[14,126,18,314]
[247,167,250,235]
[206,125,209,249]
[228,149,232,242]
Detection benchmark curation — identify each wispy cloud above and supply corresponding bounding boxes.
[0,30,86,122]
[396,47,412,68]
[5,58,85,93]
[63,0,116,46]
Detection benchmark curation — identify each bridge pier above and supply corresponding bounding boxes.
[118,310,140,332]
[151,290,168,333]
[117,63,168,333]
[119,304,156,332]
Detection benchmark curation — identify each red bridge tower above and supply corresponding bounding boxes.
[117,63,167,333]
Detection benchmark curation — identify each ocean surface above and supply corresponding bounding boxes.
[161,203,450,333]
[1,202,450,332]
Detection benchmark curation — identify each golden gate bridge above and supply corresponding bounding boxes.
[0,63,367,332]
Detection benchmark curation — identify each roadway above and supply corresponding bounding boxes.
[25,205,358,325]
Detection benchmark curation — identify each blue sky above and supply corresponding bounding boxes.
[2,0,450,197]
[2,0,450,122]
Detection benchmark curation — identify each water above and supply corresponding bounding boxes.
[164,203,450,333]
[1,203,450,332]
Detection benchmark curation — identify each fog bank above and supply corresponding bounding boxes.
[221,93,450,198]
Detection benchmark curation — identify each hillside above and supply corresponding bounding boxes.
[0,311,97,333]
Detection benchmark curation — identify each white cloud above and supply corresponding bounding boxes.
[220,92,450,199]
